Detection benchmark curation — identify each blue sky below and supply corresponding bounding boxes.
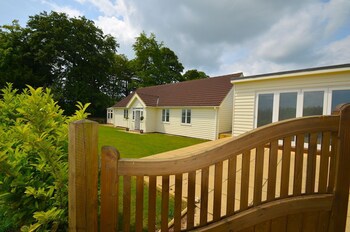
[1,0,350,76]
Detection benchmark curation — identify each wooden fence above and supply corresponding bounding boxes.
[68,104,350,232]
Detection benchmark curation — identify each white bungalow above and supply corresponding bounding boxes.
[107,73,242,140]
[231,63,350,137]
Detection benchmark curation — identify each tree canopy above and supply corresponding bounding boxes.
[0,12,208,116]
[131,32,184,88]
[0,12,119,116]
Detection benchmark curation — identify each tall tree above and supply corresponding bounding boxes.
[0,12,119,116]
[131,32,184,88]
[182,69,209,80]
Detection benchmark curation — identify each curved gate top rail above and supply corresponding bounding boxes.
[68,104,350,232]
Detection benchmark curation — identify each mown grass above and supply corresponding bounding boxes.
[98,125,207,158]
[98,125,207,230]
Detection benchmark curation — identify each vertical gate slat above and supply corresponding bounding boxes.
[174,174,183,232]
[302,211,319,232]
[293,134,304,196]
[200,166,209,226]
[319,132,331,193]
[148,176,157,232]
[123,175,131,232]
[240,151,251,210]
[306,133,318,194]
[100,147,119,232]
[327,132,338,193]
[161,175,170,231]
[187,171,196,229]
[135,176,144,231]
[226,156,237,215]
[271,216,287,232]
[286,213,303,232]
[254,145,264,205]
[213,161,223,221]
[317,211,331,232]
[280,137,292,198]
[267,141,278,201]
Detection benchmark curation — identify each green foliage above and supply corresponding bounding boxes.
[0,84,90,231]
[182,69,209,80]
[0,11,119,116]
[131,32,184,88]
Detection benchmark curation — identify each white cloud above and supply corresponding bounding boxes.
[40,0,82,17]
[318,35,350,65]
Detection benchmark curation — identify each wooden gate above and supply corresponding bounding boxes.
[68,104,350,232]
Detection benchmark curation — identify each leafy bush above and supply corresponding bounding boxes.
[0,84,90,231]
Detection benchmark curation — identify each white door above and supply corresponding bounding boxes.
[135,110,141,130]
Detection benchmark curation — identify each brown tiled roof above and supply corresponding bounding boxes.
[113,73,242,107]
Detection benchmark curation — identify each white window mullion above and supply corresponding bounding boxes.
[296,90,303,117]
[272,93,279,123]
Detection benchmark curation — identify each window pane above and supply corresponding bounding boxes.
[187,109,191,124]
[257,94,274,127]
[303,91,324,116]
[279,92,297,121]
[331,89,350,112]
[166,109,169,122]
[162,109,165,121]
[182,109,186,123]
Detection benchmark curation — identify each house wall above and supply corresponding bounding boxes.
[156,108,216,140]
[218,89,233,134]
[232,71,350,137]
[144,107,157,132]
[113,108,129,128]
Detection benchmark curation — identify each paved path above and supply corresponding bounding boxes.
[143,138,350,230]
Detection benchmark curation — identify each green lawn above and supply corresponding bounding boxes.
[98,125,207,230]
[98,125,207,158]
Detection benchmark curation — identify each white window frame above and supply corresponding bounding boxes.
[123,109,128,119]
[181,109,191,125]
[162,109,170,123]
[254,88,328,128]
[327,87,350,114]
[107,109,113,119]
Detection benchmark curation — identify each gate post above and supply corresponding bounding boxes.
[68,120,98,232]
[331,103,350,231]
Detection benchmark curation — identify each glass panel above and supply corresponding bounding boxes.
[303,91,324,116]
[162,109,165,121]
[331,89,350,112]
[187,109,191,124]
[279,92,297,121]
[182,109,186,123]
[166,109,170,122]
[257,94,274,127]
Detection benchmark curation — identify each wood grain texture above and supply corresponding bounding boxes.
[254,146,264,205]
[187,171,196,230]
[135,176,144,231]
[123,175,131,232]
[174,174,183,232]
[213,161,223,221]
[194,194,333,232]
[306,133,317,194]
[240,151,250,210]
[68,120,98,232]
[280,137,291,198]
[200,167,209,226]
[148,176,157,232]
[226,156,237,215]
[267,141,278,202]
[161,175,170,231]
[100,146,120,232]
[117,116,339,176]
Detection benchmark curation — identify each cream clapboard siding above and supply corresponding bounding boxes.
[232,71,350,137]
[113,108,129,128]
[218,89,233,133]
[156,108,216,140]
[144,107,157,132]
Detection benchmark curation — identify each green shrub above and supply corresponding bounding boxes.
[0,84,90,231]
